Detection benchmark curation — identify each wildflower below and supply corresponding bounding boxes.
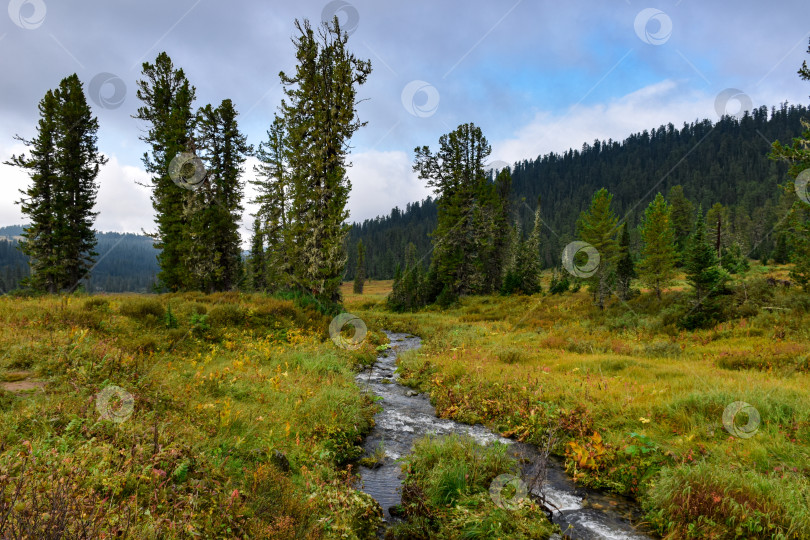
[639,417,651,424]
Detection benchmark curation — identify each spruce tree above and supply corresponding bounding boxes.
[190,99,250,292]
[6,75,106,293]
[252,115,290,292]
[353,239,366,294]
[615,223,635,301]
[414,123,502,299]
[637,193,677,299]
[681,208,729,328]
[248,216,266,291]
[576,188,618,309]
[135,52,197,291]
[280,18,371,305]
[6,89,61,293]
[512,196,542,294]
[705,203,731,260]
[667,184,693,263]
[388,243,424,311]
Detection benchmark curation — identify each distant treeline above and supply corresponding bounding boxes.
[0,226,158,293]
[345,103,806,280]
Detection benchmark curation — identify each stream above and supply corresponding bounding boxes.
[355,331,653,540]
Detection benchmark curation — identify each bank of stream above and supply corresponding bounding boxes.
[355,331,654,539]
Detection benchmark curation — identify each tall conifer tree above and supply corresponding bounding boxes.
[135,52,197,291]
[7,74,106,292]
[353,239,366,294]
[638,193,677,299]
[279,18,371,304]
[576,188,618,309]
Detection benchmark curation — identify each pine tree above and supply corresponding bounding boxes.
[615,223,635,301]
[248,216,266,291]
[414,123,500,299]
[189,99,250,292]
[705,202,731,260]
[388,243,424,311]
[252,115,290,292]
[512,196,542,294]
[135,52,197,291]
[637,193,677,299]
[576,188,618,309]
[667,185,693,263]
[6,74,106,293]
[681,208,730,328]
[772,232,790,264]
[353,239,366,294]
[280,18,371,305]
[6,89,60,293]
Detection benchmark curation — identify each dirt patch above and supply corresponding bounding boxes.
[0,380,46,393]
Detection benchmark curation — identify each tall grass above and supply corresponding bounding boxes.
[346,267,810,539]
[0,292,383,538]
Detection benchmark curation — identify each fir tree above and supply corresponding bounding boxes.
[248,216,266,291]
[637,193,677,299]
[353,239,366,294]
[280,18,371,305]
[772,232,790,264]
[615,223,635,301]
[252,115,290,292]
[667,184,693,263]
[511,196,542,294]
[576,188,618,309]
[189,99,250,292]
[388,243,424,311]
[6,74,106,292]
[681,208,730,328]
[135,52,197,291]
[414,123,505,299]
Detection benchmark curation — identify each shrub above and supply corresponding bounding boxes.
[644,461,810,538]
[207,304,246,327]
[82,297,109,311]
[393,434,556,539]
[497,348,525,364]
[119,297,164,321]
[642,340,682,358]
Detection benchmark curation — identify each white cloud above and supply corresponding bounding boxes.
[94,155,153,233]
[345,150,431,222]
[491,79,809,169]
[492,79,712,165]
[0,142,29,227]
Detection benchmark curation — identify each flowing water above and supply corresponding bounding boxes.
[355,331,654,539]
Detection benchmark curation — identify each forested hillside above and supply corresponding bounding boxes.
[0,227,158,293]
[346,103,806,279]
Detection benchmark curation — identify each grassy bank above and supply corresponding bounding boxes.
[346,267,810,539]
[0,292,386,538]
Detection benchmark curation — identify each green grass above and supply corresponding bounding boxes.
[346,266,810,539]
[389,434,557,539]
[0,292,385,539]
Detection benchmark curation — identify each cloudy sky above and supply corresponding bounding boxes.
[1,0,809,245]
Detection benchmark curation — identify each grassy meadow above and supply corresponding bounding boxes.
[0,292,387,538]
[346,266,810,539]
[0,264,807,539]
